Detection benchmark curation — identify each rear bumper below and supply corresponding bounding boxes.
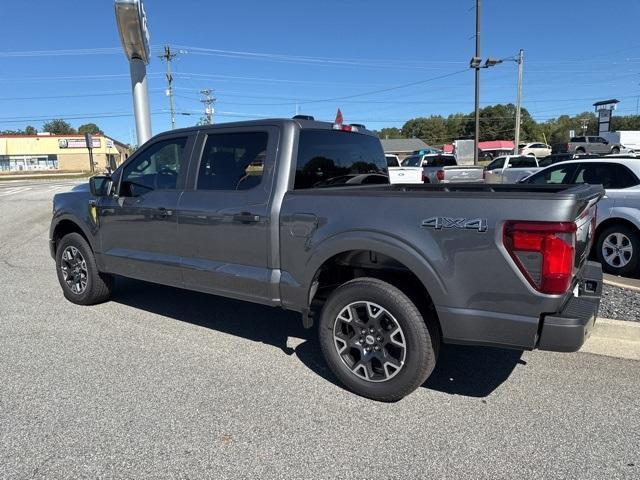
[537,261,602,352]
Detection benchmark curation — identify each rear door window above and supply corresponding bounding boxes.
[573,162,639,189]
[294,130,388,189]
[196,132,268,191]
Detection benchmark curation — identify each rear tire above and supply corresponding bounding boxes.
[596,224,639,276]
[576,148,586,155]
[318,277,437,402]
[55,232,113,305]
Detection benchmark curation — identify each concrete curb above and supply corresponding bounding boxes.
[603,278,640,293]
[581,318,640,360]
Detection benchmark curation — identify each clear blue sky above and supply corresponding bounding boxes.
[1,0,639,144]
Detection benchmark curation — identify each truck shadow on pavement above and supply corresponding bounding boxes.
[113,277,524,399]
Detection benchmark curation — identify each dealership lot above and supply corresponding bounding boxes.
[0,181,639,479]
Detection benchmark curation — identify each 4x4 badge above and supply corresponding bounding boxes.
[421,217,488,232]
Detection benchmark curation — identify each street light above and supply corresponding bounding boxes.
[469,56,503,165]
[115,0,152,145]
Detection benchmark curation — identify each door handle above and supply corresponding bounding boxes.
[232,212,260,223]
[157,207,173,218]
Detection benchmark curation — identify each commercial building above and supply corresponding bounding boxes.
[443,140,515,159]
[0,133,131,172]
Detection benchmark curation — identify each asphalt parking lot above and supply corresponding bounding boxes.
[0,179,638,479]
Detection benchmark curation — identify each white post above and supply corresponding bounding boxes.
[130,58,152,145]
[514,49,524,154]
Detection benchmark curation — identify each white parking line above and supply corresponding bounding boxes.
[0,187,31,197]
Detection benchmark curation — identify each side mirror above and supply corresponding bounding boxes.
[90,175,112,197]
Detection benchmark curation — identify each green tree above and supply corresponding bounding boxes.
[611,115,640,131]
[24,125,37,135]
[42,119,76,134]
[78,123,102,135]
[446,113,473,141]
[401,116,448,145]
[376,127,404,139]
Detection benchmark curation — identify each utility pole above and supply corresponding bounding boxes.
[473,0,481,165]
[513,49,524,154]
[159,45,178,129]
[200,89,216,124]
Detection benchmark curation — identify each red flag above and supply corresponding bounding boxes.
[335,108,343,125]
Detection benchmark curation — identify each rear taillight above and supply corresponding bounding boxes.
[436,170,445,181]
[421,171,427,183]
[503,221,577,295]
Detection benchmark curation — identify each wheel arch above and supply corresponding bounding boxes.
[301,233,446,338]
[595,215,640,241]
[51,216,95,256]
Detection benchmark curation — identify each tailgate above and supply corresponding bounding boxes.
[442,166,484,183]
[388,167,423,184]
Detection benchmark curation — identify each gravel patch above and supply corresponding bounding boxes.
[599,284,640,322]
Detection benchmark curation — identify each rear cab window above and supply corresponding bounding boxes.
[510,156,538,168]
[294,130,388,189]
[425,155,457,167]
[402,155,422,167]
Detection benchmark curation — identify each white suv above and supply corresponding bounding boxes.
[519,142,552,158]
[521,158,640,276]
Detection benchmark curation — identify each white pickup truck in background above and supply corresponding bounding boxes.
[403,153,484,183]
[484,155,540,184]
[385,154,423,184]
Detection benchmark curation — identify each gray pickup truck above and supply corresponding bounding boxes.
[50,118,604,401]
[403,153,484,183]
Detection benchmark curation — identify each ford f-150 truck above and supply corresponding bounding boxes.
[403,153,484,183]
[50,118,604,401]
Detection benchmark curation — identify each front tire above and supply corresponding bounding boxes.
[596,224,639,276]
[55,232,113,305]
[318,278,437,401]
[611,147,620,154]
